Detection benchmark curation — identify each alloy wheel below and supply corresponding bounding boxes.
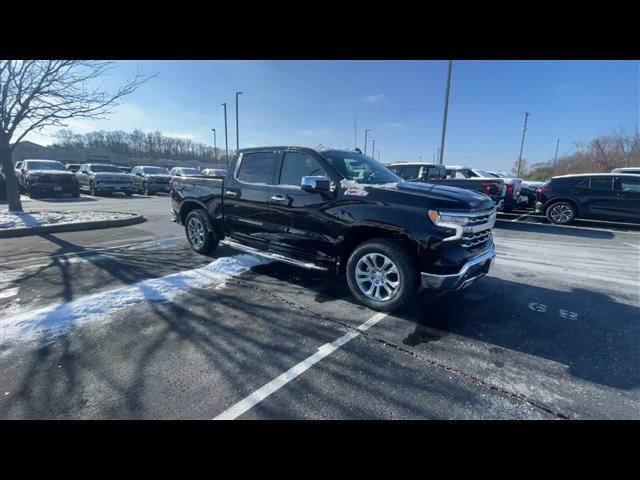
[354,253,400,302]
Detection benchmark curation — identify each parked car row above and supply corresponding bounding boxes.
[387,163,522,212]
[386,160,640,225]
[11,159,227,198]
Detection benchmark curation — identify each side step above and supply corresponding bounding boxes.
[220,239,329,271]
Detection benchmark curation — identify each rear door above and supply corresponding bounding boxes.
[613,176,640,221]
[573,176,617,217]
[223,150,280,248]
[267,149,339,267]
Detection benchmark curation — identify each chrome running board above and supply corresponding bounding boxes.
[220,239,329,271]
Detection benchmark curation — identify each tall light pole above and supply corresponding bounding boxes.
[371,139,375,159]
[517,112,530,177]
[438,60,453,165]
[222,103,229,167]
[354,118,357,149]
[553,138,560,174]
[211,128,217,163]
[235,91,243,152]
[364,129,371,155]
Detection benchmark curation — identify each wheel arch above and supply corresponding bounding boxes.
[544,197,581,216]
[337,226,420,277]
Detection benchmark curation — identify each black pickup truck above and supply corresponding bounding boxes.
[171,147,497,312]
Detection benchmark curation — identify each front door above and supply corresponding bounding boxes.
[267,149,339,267]
[613,175,640,221]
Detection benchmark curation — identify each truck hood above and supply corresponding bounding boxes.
[28,170,75,176]
[145,174,171,181]
[369,181,495,212]
[91,172,132,180]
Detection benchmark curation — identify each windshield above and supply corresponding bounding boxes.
[320,151,400,185]
[489,171,513,179]
[177,168,200,176]
[91,165,122,173]
[474,170,498,178]
[26,161,66,171]
[142,167,168,174]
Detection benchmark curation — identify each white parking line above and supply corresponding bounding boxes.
[213,311,388,420]
[511,213,533,222]
[623,242,640,249]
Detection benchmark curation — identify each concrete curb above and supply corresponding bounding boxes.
[0,213,146,238]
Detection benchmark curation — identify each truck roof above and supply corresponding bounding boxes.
[237,146,365,155]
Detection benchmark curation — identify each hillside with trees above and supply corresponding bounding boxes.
[51,129,227,164]
[519,127,639,181]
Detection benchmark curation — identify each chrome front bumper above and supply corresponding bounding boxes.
[421,246,495,291]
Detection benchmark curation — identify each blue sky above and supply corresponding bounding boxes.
[27,60,639,171]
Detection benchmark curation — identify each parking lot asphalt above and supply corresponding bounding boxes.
[1,195,639,419]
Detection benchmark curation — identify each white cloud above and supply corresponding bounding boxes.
[301,128,332,136]
[362,94,386,105]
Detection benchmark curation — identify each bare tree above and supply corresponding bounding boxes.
[0,60,155,211]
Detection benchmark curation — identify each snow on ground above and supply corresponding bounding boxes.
[0,210,135,229]
[0,254,269,347]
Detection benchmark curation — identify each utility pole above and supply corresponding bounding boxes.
[235,91,243,152]
[354,118,357,149]
[211,128,217,163]
[364,129,371,155]
[222,103,229,167]
[517,112,530,177]
[553,138,560,173]
[438,60,453,165]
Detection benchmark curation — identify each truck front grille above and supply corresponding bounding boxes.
[461,230,492,250]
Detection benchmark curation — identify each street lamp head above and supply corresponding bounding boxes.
[236,91,244,95]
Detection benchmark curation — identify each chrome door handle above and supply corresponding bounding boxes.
[225,190,239,197]
[270,194,287,203]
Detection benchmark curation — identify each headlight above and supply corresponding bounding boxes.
[428,211,470,227]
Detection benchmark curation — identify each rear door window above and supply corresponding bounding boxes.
[237,152,277,185]
[589,177,613,190]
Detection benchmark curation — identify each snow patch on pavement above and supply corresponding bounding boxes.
[0,254,269,347]
[0,210,135,229]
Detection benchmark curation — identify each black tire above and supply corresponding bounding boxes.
[546,201,576,225]
[345,238,417,312]
[27,186,39,199]
[185,209,218,254]
[125,191,133,197]
[72,191,80,198]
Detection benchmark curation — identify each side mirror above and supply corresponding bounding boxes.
[301,176,331,192]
